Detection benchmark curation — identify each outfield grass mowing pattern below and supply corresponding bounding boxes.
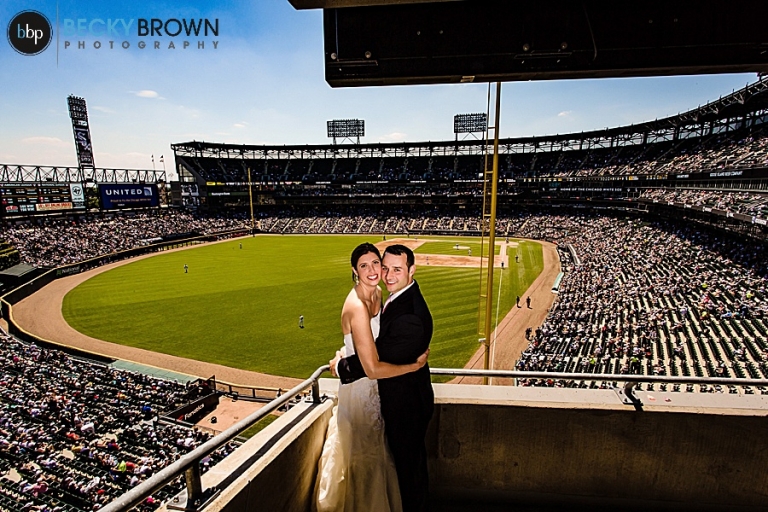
[63,236,543,379]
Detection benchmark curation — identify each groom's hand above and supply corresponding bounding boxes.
[416,348,430,369]
[329,350,343,377]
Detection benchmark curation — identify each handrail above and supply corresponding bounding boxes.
[430,368,768,409]
[99,364,329,512]
[429,368,768,386]
[99,365,768,512]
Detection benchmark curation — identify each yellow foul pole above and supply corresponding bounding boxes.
[483,82,502,384]
[247,167,255,234]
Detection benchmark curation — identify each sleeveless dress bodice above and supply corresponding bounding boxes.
[343,310,380,357]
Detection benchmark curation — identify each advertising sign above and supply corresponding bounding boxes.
[0,183,81,216]
[69,183,86,208]
[99,183,159,209]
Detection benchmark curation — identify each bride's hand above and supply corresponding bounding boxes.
[329,350,344,377]
[415,348,430,369]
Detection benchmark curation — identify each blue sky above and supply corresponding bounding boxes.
[0,0,758,179]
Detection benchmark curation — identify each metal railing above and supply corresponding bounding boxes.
[431,368,768,386]
[99,365,328,512]
[431,368,768,407]
[99,366,768,512]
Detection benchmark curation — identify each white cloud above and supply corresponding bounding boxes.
[233,121,248,128]
[92,106,116,114]
[132,90,163,99]
[557,110,573,118]
[21,137,69,148]
[379,132,407,142]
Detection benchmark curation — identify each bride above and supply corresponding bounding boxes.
[313,243,428,512]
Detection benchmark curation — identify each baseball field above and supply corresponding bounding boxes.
[61,235,543,379]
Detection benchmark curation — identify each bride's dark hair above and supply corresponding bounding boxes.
[350,243,382,283]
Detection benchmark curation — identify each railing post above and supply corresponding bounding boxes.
[610,381,644,410]
[312,378,321,403]
[623,381,636,399]
[185,462,203,510]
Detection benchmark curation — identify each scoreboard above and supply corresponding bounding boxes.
[0,183,85,216]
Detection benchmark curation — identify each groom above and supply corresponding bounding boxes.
[332,244,434,512]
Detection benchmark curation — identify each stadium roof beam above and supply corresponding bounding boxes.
[0,165,166,184]
[0,165,81,183]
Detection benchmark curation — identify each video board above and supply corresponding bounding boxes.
[0,183,85,215]
[99,183,159,210]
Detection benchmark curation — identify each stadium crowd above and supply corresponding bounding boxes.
[515,214,768,392]
[538,128,768,178]
[1,207,529,268]
[639,188,768,218]
[0,332,237,512]
[1,211,249,268]
[272,185,488,198]
[257,210,524,236]
[187,125,768,183]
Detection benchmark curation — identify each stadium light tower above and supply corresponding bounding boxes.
[454,113,487,142]
[327,119,365,144]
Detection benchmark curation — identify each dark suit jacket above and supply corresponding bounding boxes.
[337,279,434,419]
[338,280,435,511]
[338,281,432,384]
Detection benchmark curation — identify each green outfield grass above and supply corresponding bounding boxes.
[62,235,543,379]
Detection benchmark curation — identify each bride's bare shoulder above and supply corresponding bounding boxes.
[342,288,367,316]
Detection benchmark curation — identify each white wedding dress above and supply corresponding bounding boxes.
[313,312,402,512]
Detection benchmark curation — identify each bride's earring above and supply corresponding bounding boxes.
[352,271,359,284]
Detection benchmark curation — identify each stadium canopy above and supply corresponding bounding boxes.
[288,0,768,87]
